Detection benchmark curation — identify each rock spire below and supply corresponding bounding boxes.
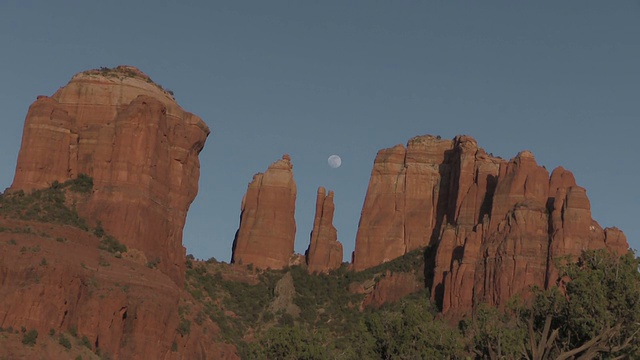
[306,187,343,273]
[232,155,297,269]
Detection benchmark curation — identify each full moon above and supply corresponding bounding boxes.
[328,155,342,168]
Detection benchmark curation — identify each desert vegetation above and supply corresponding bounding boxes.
[0,175,127,256]
[0,175,92,229]
[186,248,640,359]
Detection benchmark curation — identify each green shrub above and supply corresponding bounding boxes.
[93,221,106,238]
[21,329,38,346]
[146,258,160,269]
[178,319,191,336]
[65,174,93,193]
[99,236,127,254]
[80,335,92,349]
[59,334,72,349]
[0,177,91,230]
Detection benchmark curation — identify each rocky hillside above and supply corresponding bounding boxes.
[0,178,236,359]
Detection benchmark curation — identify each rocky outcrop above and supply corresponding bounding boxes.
[441,154,628,315]
[306,187,343,273]
[10,66,208,285]
[0,219,237,360]
[232,155,297,269]
[354,135,629,315]
[362,271,423,308]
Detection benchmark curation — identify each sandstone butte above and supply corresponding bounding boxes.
[306,186,344,273]
[232,154,297,269]
[353,135,629,315]
[10,66,208,286]
[1,66,238,359]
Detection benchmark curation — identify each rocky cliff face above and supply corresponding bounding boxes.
[354,135,629,314]
[11,66,208,285]
[352,136,458,270]
[232,155,297,269]
[306,187,343,273]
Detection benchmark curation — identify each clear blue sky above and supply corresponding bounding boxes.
[1,1,638,262]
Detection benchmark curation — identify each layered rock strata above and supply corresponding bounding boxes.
[353,135,629,314]
[306,187,343,273]
[232,155,297,269]
[353,135,470,270]
[11,66,208,285]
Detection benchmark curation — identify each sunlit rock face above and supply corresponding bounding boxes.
[232,155,297,270]
[306,187,343,274]
[353,135,629,315]
[11,66,209,285]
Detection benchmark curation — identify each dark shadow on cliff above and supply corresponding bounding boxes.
[424,149,458,302]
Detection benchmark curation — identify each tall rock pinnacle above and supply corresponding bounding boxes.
[352,135,458,270]
[306,187,343,273]
[232,155,297,269]
[11,66,209,285]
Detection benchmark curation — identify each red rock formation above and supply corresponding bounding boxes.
[232,155,297,269]
[10,66,208,285]
[306,187,343,273]
[603,227,629,256]
[362,271,422,308]
[0,219,237,360]
[354,135,630,315]
[353,136,456,271]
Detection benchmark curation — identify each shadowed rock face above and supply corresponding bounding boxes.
[11,66,209,285]
[306,187,343,273]
[232,155,297,269]
[354,135,629,315]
